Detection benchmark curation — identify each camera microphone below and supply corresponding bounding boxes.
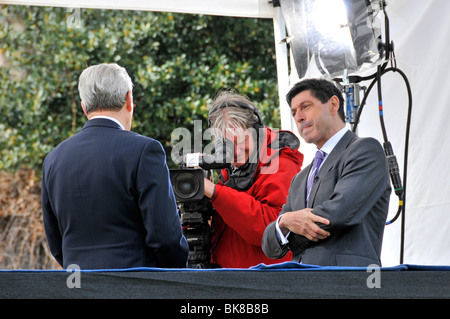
[183,138,233,170]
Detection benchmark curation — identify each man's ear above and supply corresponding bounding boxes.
[125,91,133,112]
[81,101,89,118]
[329,95,340,116]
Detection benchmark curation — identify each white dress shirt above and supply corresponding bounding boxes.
[90,115,125,130]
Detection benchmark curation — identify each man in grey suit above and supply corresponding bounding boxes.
[262,79,391,267]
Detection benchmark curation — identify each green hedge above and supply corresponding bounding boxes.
[0,6,280,171]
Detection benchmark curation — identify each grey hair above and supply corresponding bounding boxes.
[208,91,260,140]
[78,63,133,114]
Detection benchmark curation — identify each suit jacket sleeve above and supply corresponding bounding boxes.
[261,173,299,259]
[136,140,189,268]
[41,162,64,267]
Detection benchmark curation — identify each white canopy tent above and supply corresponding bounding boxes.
[2,0,449,266]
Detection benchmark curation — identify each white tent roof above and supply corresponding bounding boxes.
[0,0,276,18]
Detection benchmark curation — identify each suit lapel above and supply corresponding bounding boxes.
[308,130,357,207]
[299,163,312,207]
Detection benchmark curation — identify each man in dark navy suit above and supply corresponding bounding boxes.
[42,63,189,269]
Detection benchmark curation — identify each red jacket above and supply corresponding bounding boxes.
[210,127,303,268]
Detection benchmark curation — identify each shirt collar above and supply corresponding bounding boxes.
[90,115,124,130]
[319,126,349,157]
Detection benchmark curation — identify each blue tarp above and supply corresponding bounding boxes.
[1,261,448,272]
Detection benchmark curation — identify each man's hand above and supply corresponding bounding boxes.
[279,208,330,241]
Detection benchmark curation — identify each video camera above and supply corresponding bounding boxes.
[170,139,233,268]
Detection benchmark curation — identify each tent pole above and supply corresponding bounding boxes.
[273,7,291,132]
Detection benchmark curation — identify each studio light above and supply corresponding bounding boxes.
[278,0,384,78]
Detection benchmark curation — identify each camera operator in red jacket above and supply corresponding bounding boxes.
[204,91,304,268]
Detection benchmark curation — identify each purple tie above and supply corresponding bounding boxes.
[306,150,325,206]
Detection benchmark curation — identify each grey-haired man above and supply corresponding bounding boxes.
[42,63,189,269]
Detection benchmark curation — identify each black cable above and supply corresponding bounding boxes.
[350,66,412,264]
[332,61,389,85]
[382,67,412,265]
[352,66,412,217]
[377,65,389,142]
[336,1,411,264]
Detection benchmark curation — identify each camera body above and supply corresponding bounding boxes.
[170,139,233,268]
[170,168,216,268]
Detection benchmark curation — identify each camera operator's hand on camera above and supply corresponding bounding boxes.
[204,178,216,198]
